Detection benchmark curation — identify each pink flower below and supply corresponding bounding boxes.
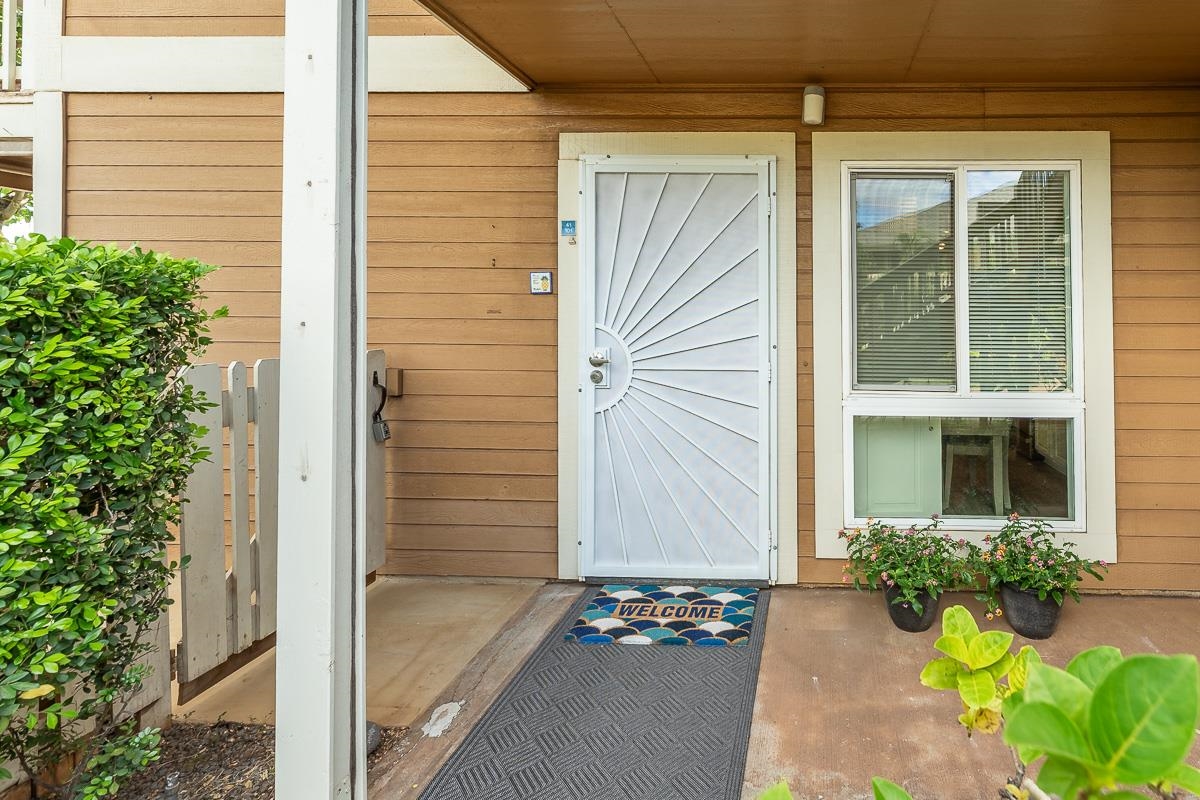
[931,513,941,520]
[957,538,967,546]
[1099,560,1108,567]
[886,579,895,587]
[841,575,850,583]
[1009,512,1020,521]
[870,553,877,561]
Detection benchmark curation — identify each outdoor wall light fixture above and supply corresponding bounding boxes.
[802,85,826,126]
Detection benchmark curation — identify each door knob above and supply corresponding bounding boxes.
[588,348,610,367]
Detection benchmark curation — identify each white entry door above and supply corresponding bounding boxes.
[580,156,775,581]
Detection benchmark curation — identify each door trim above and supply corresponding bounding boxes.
[556,132,798,584]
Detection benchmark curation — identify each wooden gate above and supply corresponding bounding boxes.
[174,350,388,694]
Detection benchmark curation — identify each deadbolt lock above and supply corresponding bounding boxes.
[590,369,605,384]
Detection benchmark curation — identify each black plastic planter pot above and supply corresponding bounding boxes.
[1000,583,1062,639]
[884,585,939,632]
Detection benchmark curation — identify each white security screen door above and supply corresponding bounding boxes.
[580,156,775,581]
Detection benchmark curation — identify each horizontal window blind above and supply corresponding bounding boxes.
[853,174,956,388]
[967,170,1072,392]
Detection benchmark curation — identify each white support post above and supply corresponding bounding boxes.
[274,0,368,796]
[22,0,63,91]
[27,0,65,239]
[31,91,63,237]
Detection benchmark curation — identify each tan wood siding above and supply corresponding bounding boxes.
[63,0,448,37]
[64,87,1200,589]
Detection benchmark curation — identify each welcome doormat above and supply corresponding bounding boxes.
[564,584,758,646]
[418,587,769,800]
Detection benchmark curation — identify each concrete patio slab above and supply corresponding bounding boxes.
[742,588,1200,799]
[369,581,586,797]
[173,576,545,728]
[169,581,1200,799]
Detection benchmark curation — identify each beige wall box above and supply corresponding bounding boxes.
[384,368,404,399]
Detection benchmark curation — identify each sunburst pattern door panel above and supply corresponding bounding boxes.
[582,160,773,580]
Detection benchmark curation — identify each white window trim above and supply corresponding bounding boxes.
[843,163,1085,402]
[812,132,1116,562]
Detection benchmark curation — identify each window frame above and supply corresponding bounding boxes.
[841,161,1087,532]
[811,131,1116,563]
[844,162,1085,402]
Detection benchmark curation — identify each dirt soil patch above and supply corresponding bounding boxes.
[113,720,406,799]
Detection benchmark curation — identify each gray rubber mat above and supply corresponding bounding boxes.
[419,587,770,800]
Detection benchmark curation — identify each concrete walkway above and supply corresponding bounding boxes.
[743,589,1200,799]
[174,576,546,728]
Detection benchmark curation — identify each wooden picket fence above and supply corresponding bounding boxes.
[174,350,388,692]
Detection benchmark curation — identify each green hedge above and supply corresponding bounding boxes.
[0,237,223,799]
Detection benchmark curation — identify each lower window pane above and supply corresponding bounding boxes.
[852,416,1075,521]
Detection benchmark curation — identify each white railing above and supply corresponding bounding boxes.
[0,0,20,91]
[175,350,388,688]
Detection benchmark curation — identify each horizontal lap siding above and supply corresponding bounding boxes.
[62,0,449,37]
[367,94,559,580]
[1098,98,1200,590]
[64,87,1200,589]
[64,91,558,579]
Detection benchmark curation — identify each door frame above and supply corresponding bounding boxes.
[556,132,799,584]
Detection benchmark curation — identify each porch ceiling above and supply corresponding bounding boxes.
[419,0,1200,88]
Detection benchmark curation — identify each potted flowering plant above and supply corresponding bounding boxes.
[840,516,978,632]
[975,513,1108,639]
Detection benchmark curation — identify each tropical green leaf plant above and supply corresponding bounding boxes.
[840,516,978,616]
[0,236,224,799]
[918,605,1041,737]
[898,606,1199,800]
[757,607,1200,800]
[975,513,1108,617]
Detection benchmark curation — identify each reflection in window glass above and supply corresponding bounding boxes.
[853,416,1074,520]
[852,174,956,389]
[967,170,1072,393]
